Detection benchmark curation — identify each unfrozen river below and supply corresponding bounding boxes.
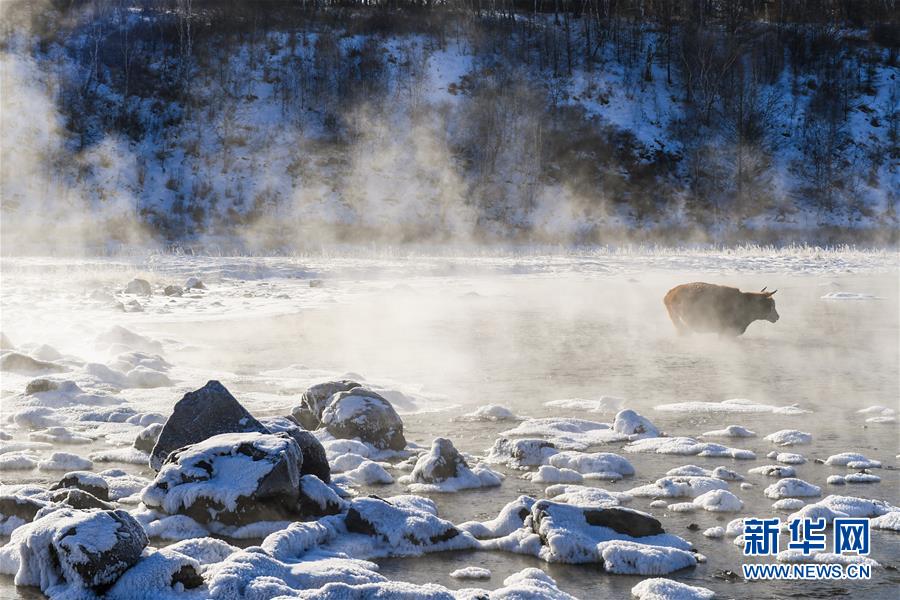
[1,248,898,598]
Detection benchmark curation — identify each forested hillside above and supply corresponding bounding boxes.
[1,0,898,251]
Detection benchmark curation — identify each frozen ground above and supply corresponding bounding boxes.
[0,247,898,599]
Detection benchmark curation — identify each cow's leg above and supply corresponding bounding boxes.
[665,302,690,335]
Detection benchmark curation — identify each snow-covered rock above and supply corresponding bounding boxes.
[0,508,148,596]
[402,437,502,492]
[321,388,406,451]
[628,477,729,499]
[482,499,692,569]
[51,471,110,500]
[748,465,796,477]
[823,452,882,469]
[449,566,491,579]
[142,432,310,526]
[612,409,659,439]
[701,424,756,438]
[133,422,163,454]
[457,404,519,421]
[37,452,92,472]
[0,352,65,375]
[692,489,743,512]
[458,495,537,539]
[260,416,331,483]
[547,451,635,480]
[624,436,754,459]
[150,380,268,470]
[291,379,361,429]
[499,418,627,450]
[485,437,557,468]
[764,429,812,446]
[124,278,152,295]
[764,478,821,499]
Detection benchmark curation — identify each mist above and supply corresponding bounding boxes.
[2,1,897,253]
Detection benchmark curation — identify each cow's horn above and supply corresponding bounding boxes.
[768,289,777,296]
[760,286,767,292]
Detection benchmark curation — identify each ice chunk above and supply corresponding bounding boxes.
[764,478,821,499]
[624,437,754,460]
[823,453,882,469]
[655,398,809,415]
[544,397,626,413]
[631,577,715,599]
[526,466,583,484]
[692,489,743,512]
[458,496,537,539]
[773,498,806,511]
[333,460,394,486]
[457,404,519,421]
[764,429,812,446]
[548,451,634,480]
[37,452,92,471]
[598,540,699,575]
[628,477,729,499]
[748,465,796,478]
[612,409,660,439]
[449,566,491,579]
[702,425,756,438]
[499,418,627,450]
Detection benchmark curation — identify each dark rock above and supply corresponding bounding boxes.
[124,278,152,295]
[0,352,65,374]
[25,378,59,395]
[150,380,268,470]
[0,494,47,523]
[321,388,406,451]
[309,279,324,288]
[260,417,331,483]
[134,423,164,454]
[163,285,183,297]
[686,523,700,531]
[184,277,205,290]
[531,501,664,538]
[143,432,305,526]
[713,569,741,581]
[291,380,361,430]
[53,509,148,590]
[51,471,110,501]
[410,437,467,483]
[51,489,115,511]
[582,507,665,537]
[171,564,204,589]
[297,474,344,517]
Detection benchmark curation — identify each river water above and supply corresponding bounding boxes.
[1,249,897,598]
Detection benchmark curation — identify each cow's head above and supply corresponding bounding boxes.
[755,287,779,322]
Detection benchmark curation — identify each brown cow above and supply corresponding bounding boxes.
[664,282,779,336]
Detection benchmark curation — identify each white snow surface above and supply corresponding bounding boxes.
[631,577,716,600]
[655,399,810,415]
